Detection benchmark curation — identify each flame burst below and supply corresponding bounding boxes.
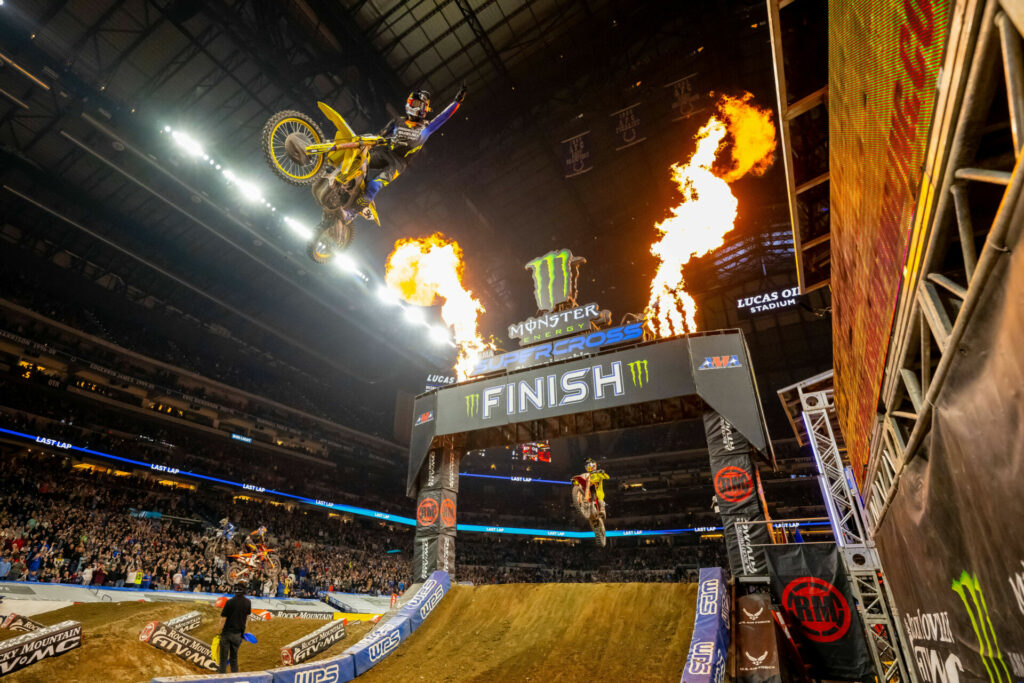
[385,233,494,380]
[644,92,776,337]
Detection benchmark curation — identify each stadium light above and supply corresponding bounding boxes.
[333,252,357,273]
[170,130,204,158]
[283,217,313,240]
[377,286,400,306]
[429,325,452,344]
[403,306,425,325]
[222,169,262,202]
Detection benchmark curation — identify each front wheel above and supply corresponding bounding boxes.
[227,563,248,585]
[262,110,326,186]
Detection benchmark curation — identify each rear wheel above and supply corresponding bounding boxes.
[227,563,248,584]
[306,215,354,264]
[262,110,326,186]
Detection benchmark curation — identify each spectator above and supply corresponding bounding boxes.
[0,555,10,580]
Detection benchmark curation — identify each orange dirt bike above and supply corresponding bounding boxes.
[572,476,607,547]
[227,543,280,584]
[261,103,383,264]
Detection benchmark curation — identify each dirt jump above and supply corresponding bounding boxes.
[361,582,698,683]
[0,600,373,682]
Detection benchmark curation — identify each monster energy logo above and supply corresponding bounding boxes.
[525,249,576,312]
[627,359,649,388]
[465,394,480,417]
[952,571,1012,683]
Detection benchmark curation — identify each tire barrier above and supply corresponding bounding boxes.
[1,613,44,632]
[681,568,731,683]
[280,618,347,666]
[139,620,216,671]
[0,620,82,676]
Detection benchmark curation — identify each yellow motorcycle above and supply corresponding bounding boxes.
[261,103,382,264]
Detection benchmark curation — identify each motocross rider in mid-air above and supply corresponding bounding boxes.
[572,459,610,518]
[353,84,467,219]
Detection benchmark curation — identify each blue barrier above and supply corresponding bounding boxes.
[270,654,355,683]
[341,570,451,676]
[395,571,450,633]
[681,567,730,683]
[152,673,273,683]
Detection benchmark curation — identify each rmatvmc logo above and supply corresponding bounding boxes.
[781,577,851,643]
[699,355,741,370]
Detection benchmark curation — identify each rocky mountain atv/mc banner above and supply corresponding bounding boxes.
[765,544,874,681]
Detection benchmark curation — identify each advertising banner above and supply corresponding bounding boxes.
[165,611,202,633]
[416,447,459,494]
[139,621,216,671]
[415,488,457,535]
[396,570,451,633]
[344,615,411,676]
[704,412,770,576]
[411,531,455,583]
[280,619,347,666]
[765,544,873,681]
[735,593,782,683]
[0,620,81,676]
[681,567,730,683]
[1,614,43,632]
[270,654,354,683]
[873,237,1024,683]
[152,674,273,683]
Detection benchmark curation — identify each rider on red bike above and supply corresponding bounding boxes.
[572,459,609,516]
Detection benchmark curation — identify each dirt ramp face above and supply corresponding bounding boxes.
[360,582,698,683]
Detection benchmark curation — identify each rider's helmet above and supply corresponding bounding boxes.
[585,459,597,473]
[220,518,228,526]
[258,525,267,534]
[405,90,431,121]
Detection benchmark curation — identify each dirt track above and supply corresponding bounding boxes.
[0,600,373,683]
[361,582,698,683]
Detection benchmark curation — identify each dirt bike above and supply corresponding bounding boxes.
[572,483,607,547]
[227,543,279,585]
[261,102,383,264]
[204,530,236,561]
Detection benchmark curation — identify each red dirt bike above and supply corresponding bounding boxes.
[227,543,280,584]
[572,479,607,548]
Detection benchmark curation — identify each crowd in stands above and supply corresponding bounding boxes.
[0,452,410,596]
[0,449,732,596]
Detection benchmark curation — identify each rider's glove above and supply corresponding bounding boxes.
[455,84,467,103]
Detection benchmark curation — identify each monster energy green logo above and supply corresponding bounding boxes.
[952,571,1012,683]
[525,249,574,312]
[627,359,649,388]
[465,393,480,418]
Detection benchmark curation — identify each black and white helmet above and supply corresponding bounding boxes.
[405,89,431,121]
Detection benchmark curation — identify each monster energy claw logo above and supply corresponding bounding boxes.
[465,394,480,417]
[526,249,576,312]
[627,359,649,388]
[952,571,1012,683]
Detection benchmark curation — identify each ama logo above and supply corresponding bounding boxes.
[699,355,742,370]
[714,466,754,503]
[782,577,851,643]
[417,498,439,526]
[414,410,434,426]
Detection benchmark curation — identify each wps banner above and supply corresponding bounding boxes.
[704,412,770,576]
[735,593,782,683]
[765,544,873,681]
[681,567,730,683]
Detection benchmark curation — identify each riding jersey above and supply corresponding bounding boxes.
[381,99,461,160]
[572,470,609,501]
